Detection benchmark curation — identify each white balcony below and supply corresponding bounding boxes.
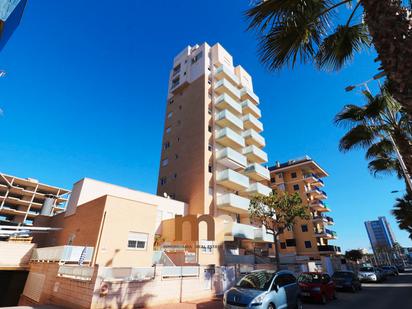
[254,228,273,243]
[215,65,240,86]
[216,147,247,170]
[241,100,261,118]
[216,110,244,132]
[242,145,268,164]
[31,246,94,263]
[215,94,242,115]
[246,182,272,196]
[242,129,265,148]
[216,128,245,149]
[214,79,241,100]
[244,163,270,181]
[240,87,259,104]
[216,169,249,191]
[243,114,263,133]
[217,193,250,214]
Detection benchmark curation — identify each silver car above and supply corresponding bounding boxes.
[358,266,383,282]
[223,270,302,309]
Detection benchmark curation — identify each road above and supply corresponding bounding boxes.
[304,268,412,309]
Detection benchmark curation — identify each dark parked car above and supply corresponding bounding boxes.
[298,272,336,304]
[332,271,362,292]
[395,264,405,273]
[381,266,399,276]
[223,270,302,309]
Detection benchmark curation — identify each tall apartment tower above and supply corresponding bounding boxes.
[0,0,27,51]
[365,216,397,252]
[157,43,272,263]
[269,156,340,261]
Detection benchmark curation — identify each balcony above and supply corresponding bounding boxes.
[243,114,263,133]
[245,182,272,197]
[318,245,341,254]
[229,222,256,240]
[217,193,250,214]
[240,87,259,105]
[304,173,324,187]
[31,246,94,263]
[244,163,270,181]
[241,100,261,118]
[215,94,242,115]
[310,200,330,212]
[216,110,243,132]
[306,186,327,199]
[216,147,247,170]
[254,228,273,243]
[242,129,265,148]
[214,79,241,100]
[216,169,249,191]
[215,65,240,86]
[216,128,245,149]
[242,145,268,164]
[313,215,334,225]
[325,229,337,239]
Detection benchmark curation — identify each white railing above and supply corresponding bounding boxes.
[100,267,155,282]
[57,265,94,281]
[161,266,200,278]
[31,245,94,263]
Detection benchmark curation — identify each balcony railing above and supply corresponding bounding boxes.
[242,145,268,164]
[216,109,244,131]
[216,169,249,191]
[31,245,94,263]
[240,87,259,104]
[217,193,250,214]
[243,114,263,133]
[242,129,265,148]
[241,100,261,118]
[216,147,247,169]
[215,94,242,115]
[304,173,324,185]
[325,229,337,238]
[244,163,270,181]
[318,245,341,253]
[215,65,240,85]
[214,79,241,100]
[216,127,245,149]
[246,182,272,196]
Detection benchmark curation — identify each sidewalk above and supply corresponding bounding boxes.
[149,297,223,309]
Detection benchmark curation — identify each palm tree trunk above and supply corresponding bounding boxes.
[391,130,412,189]
[361,0,412,117]
[273,232,280,271]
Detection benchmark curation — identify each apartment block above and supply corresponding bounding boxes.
[365,216,397,252]
[0,173,70,227]
[0,0,27,50]
[268,156,340,261]
[156,43,273,264]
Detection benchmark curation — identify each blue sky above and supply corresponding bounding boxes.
[0,0,409,251]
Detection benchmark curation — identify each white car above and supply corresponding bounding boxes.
[358,266,382,282]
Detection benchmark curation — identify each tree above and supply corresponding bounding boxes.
[249,190,309,269]
[335,85,412,187]
[246,0,412,118]
[392,194,412,240]
[345,249,364,262]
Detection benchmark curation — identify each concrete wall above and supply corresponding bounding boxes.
[0,242,35,268]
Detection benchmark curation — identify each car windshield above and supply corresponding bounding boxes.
[298,273,321,283]
[360,267,374,272]
[333,272,352,279]
[235,271,274,290]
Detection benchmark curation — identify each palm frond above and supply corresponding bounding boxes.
[335,104,366,127]
[368,158,400,177]
[365,139,395,159]
[315,23,370,71]
[338,124,376,151]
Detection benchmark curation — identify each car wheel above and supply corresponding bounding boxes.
[268,303,276,309]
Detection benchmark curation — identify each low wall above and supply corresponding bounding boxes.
[0,241,35,268]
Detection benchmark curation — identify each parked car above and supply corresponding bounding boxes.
[376,267,388,281]
[395,263,405,273]
[223,270,302,309]
[332,271,362,292]
[298,272,336,304]
[381,265,399,276]
[358,266,384,282]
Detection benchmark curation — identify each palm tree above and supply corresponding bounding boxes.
[246,0,412,117]
[392,194,412,240]
[335,86,412,187]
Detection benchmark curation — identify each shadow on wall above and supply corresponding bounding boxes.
[104,249,121,267]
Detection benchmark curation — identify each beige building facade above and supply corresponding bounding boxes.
[156,43,273,265]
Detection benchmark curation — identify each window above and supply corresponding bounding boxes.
[270,177,276,183]
[164,141,171,149]
[208,165,213,173]
[208,125,212,132]
[162,158,169,167]
[276,172,283,179]
[301,224,308,232]
[172,64,181,76]
[191,51,203,64]
[286,239,296,247]
[291,172,297,179]
[127,232,148,250]
[175,154,179,159]
[208,144,213,151]
[275,274,296,288]
[160,177,167,186]
[167,111,173,119]
[173,173,177,179]
[166,126,171,134]
[208,108,212,114]
[280,242,286,249]
[277,184,286,191]
[293,184,300,191]
[169,99,174,105]
[305,241,312,248]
